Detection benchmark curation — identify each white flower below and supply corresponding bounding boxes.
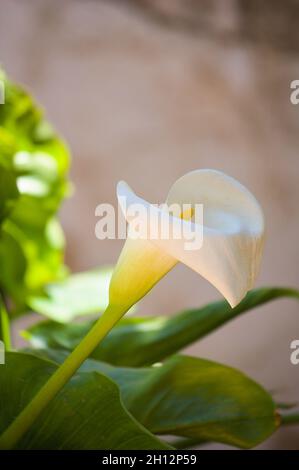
[109,169,264,309]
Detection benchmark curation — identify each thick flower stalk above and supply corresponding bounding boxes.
[0,169,264,449]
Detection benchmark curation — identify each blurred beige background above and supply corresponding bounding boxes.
[1,0,298,449]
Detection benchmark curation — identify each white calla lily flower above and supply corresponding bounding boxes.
[109,169,264,309]
[0,170,265,449]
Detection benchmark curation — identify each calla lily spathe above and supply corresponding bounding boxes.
[109,169,264,309]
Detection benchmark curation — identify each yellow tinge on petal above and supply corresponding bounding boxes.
[109,183,195,310]
[109,237,177,310]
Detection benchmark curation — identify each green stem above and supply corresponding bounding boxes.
[0,292,11,351]
[0,303,126,450]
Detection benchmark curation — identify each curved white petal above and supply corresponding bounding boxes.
[109,170,264,309]
[165,169,264,306]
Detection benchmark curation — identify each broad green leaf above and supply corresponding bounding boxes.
[26,287,299,366]
[28,267,113,322]
[0,352,170,450]
[31,349,278,449]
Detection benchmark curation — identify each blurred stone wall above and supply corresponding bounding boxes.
[124,0,299,52]
[0,0,298,449]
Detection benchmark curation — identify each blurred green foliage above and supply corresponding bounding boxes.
[0,69,70,315]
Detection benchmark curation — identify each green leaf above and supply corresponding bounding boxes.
[170,436,208,449]
[280,410,299,426]
[3,217,67,308]
[0,352,170,450]
[0,165,19,225]
[30,349,278,449]
[27,267,113,322]
[26,287,299,366]
[0,230,27,305]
